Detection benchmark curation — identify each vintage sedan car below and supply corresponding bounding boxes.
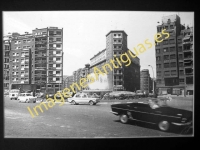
[110,99,192,132]
[18,93,37,103]
[68,93,100,105]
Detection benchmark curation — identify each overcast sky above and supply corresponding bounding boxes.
[3,11,194,78]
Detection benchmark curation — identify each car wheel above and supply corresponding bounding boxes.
[158,120,170,131]
[89,101,94,106]
[119,114,129,124]
[71,100,76,105]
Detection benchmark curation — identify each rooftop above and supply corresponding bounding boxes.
[106,30,128,37]
[90,49,106,60]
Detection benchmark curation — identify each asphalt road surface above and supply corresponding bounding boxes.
[4,97,192,138]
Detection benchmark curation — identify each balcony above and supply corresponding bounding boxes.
[35,41,47,44]
[35,47,47,50]
[49,47,56,50]
[48,67,57,70]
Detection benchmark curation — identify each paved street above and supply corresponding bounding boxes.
[4,96,193,138]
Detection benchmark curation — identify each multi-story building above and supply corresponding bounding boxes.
[155,14,193,96]
[7,27,63,93]
[140,69,153,94]
[33,27,63,93]
[89,30,140,92]
[63,75,74,89]
[72,64,91,92]
[3,34,12,91]
[10,33,34,88]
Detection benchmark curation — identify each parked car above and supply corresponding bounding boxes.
[18,93,37,103]
[9,89,20,100]
[135,90,145,98]
[110,99,192,132]
[68,93,100,105]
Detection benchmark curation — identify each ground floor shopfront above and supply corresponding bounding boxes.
[156,85,193,97]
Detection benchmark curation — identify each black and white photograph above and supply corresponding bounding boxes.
[3,11,194,138]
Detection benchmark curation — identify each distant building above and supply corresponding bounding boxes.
[140,69,153,94]
[88,30,140,92]
[155,14,193,96]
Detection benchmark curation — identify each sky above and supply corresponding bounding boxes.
[3,11,194,78]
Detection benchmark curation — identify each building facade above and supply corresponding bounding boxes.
[5,27,63,94]
[89,30,140,92]
[3,34,12,91]
[140,69,153,94]
[155,14,193,96]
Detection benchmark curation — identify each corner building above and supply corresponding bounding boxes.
[155,15,193,96]
[90,30,140,92]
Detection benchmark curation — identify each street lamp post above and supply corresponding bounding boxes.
[148,65,154,95]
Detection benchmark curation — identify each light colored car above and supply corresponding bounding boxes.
[68,93,100,105]
[9,89,20,100]
[18,93,37,103]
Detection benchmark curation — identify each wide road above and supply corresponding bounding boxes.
[4,97,192,138]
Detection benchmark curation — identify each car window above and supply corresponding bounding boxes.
[75,94,80,98]
[82,94,87,98]
[26,94,32,96]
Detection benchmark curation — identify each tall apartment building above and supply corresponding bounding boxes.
[3,34,12,91]
[6,27,63,93]
[89,30,140,92]
[140,69,153,94]
[155,14,193,96]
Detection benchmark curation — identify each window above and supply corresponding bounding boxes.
[163,48,169,52]
[157,27,161,32]
[114,40,116,42]
[56,44,61,48]
[163,40,168,45]
[164,71,170,76]
[56,71,60,74]
[56,31,61,35]
[179,70,184,75]
[156,56,161,61]
[164,55,169,60]
[114,34,116,36]
[179,54,183,60]
[156,49,160,53]
[118,46,121,48]
[49,31,54,35]
[170,25,174,29]
[157,79,161,84]
[56,38,61,41]
[170,47,175,52]
[171,70,177,75]
[164,63,170,68]
[56,51,61,54]
[118,40,121,42]
[56,57,61,61]
[23,40,26,43]
[170,54,176,59]
[179,62,183,67]
[164,26,168,30]
[157,71,161,76]
[56,78,60,81]
[179,79,184,83]
[49,38,53,41]
[170,62,176,67]
[178,47,182,52]
[49,64,53,67]
[156,64,161,68]
[56,64,60,67]
[114,46,116,48]
[49,44,53,47]
[178,39,182,44]
[169,39,175,44]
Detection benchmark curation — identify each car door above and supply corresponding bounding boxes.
[74,94,81,103]
[81,94,89,104]
[130,103,156,123]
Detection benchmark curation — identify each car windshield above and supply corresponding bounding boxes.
[148,98,169,109]
[26,94,32,96]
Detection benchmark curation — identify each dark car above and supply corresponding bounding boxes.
[110,99,192,132]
